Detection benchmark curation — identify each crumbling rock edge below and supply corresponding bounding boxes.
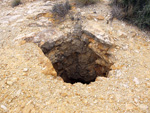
[39,27,115,83]
[18,13,115,83]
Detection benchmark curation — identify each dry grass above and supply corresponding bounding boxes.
[74,0,99,6]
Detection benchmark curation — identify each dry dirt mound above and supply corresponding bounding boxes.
[0,0,150,112]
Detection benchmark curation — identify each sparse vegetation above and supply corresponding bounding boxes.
[75,0,99,6]
[111,0,150,29]
[51,1,71,17]
[11,0,21,7]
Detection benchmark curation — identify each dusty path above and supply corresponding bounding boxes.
[0,0,150,112]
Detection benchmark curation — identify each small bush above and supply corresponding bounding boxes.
[75,0,99,6]
[51,1,71,17]
[112,0,150,28]
[11,0,21,7]
[110,5,125,20]
[111,0,150,29]
[135,1,150,29]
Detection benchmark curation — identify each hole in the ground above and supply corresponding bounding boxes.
[41,28,113,84]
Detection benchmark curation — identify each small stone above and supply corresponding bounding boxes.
[116,46,120,49]
[126,103,135,110]
[115,70,122,77]
[6,81,13,85]
[133,77,140,85]
[61,93,67,97]
[1,105,7,111]
[138,104,148,111]
[118,30,127,38]
[16,89,22,97]
[9,15,21,22]
[83,99,88,104]
[87,14,94,20]
[95,77,102,81]
[23,68,28,72]
[19,40,26,45]
[37,21,43,26]
[122,83,129,88]
[96,15,105,20]
[130,32,136,37]
[122,45,128,50]
[134,98,139,103]
[93,11,97,14]
[134,50,139,53]
[22,72,28,76]
[12,77,17,82]
[81,12,85,16]
[94,18,98,22]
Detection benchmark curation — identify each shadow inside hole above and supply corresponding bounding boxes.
[52,50,109,84]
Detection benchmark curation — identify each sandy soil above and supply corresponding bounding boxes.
[0,0,150,112]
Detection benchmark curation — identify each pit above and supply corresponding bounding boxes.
[41,26,113,84]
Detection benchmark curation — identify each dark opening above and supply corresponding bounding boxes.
[41,31,112,84]
[53,50,101,84]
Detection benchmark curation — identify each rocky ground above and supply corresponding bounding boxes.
[0,0,150,112]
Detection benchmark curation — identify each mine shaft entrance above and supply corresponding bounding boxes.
[53,49,102,84]
[41,31,113,84]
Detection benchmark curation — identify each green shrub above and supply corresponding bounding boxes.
[111,0,150,29]
[11,0,21,7]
